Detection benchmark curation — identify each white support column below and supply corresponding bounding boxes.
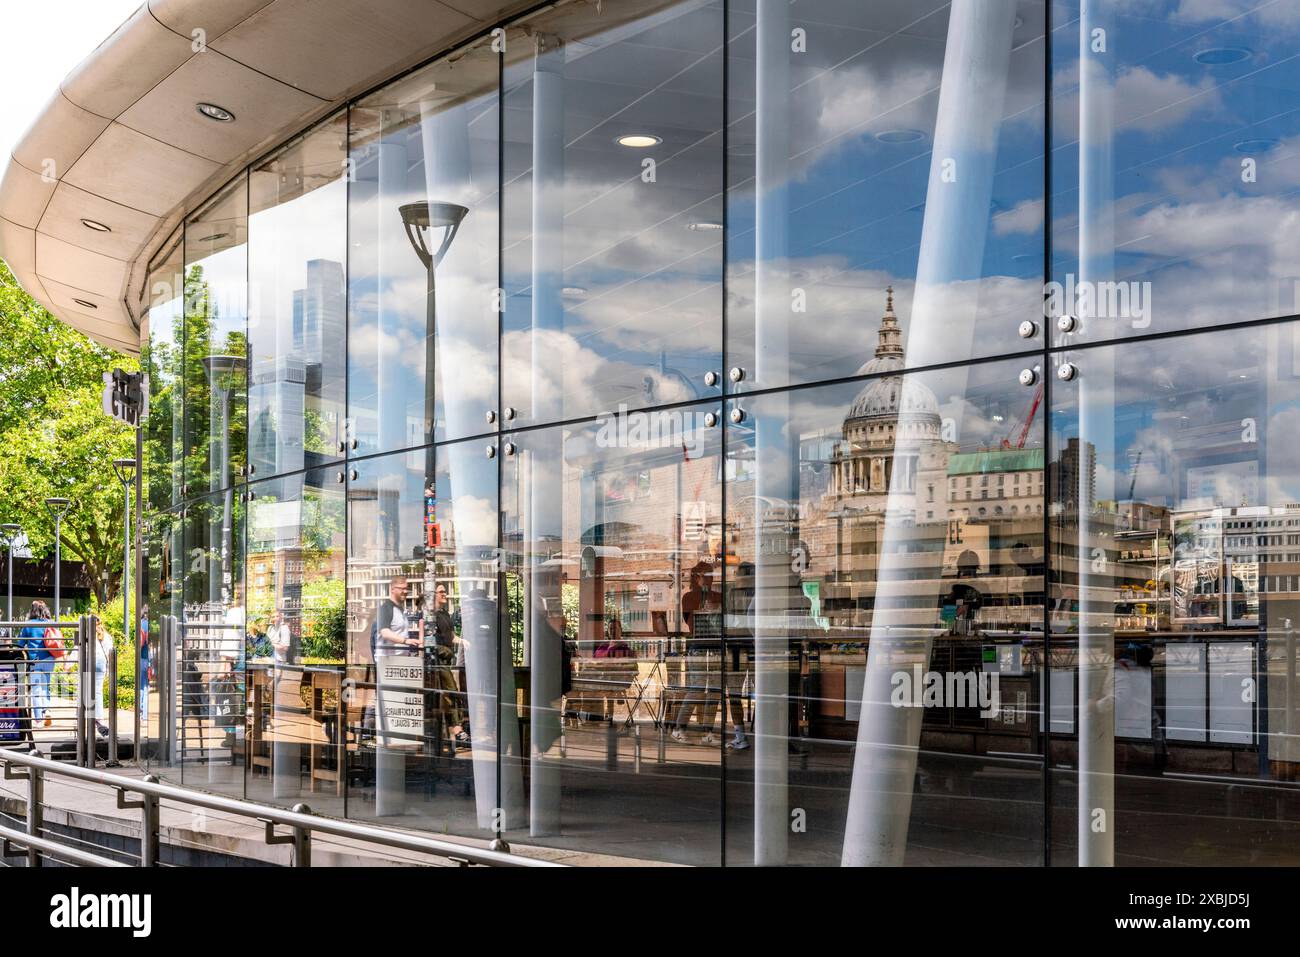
[841,0,1017,867]
[1076,0,1116,867]
[528,33,566,838]
[753,0,792,866]
[376,132,409,454]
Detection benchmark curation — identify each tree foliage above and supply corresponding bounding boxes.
[0,259,137,607]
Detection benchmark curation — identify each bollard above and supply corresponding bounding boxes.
[658,720,666,764]
[634,723,642,774]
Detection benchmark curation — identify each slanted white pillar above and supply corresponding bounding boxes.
[1075,0,1116,867]
[418,95,526,832]
[375,132,409,454]
[752,0,792,866]
[841,0,1017,866]
[528,33,566,836]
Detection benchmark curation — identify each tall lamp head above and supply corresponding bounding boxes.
[0,523,20,546]
[43,499,70,522]
[399,201,468,271]
[112,458,137,486]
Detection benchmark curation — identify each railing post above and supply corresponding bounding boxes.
[140,773,160,867]
[75,615,86,768]
[26,764,41,867]
[291,803,312,867]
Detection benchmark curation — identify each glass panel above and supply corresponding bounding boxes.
[143,231,185,513]
[184,178,249,495]
[1051,320,1300,866]
[726,0,1045,392]
[725,331,1046,865]
[348,37,501,455]
[345,441,502,836]
[179,489,246,795]
[501,0,725,429]
[502,398,724,865]
[244,468,346,813]
[1051,0,1300,347]
[140,508,183,770]
[248,112,347,479]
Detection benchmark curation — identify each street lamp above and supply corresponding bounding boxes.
[43,499,70,620]
[0,523,21,625]
[400,200,467,455]
[111,459,136,639]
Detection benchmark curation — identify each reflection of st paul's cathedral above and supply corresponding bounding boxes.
[828,288,951,520]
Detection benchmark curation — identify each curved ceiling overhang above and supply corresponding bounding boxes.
[0,0,532,354]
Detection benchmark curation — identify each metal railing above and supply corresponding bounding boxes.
[0,617,106,767]
[0,745,561,867]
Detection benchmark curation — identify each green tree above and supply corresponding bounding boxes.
[0,259,137,607]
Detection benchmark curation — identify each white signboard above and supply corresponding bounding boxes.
[376,655,424,748]
[1114,660,1152,739]
[1165,643,1207,742]
[1209,642,1254,745]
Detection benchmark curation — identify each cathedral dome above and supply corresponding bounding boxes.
[846,287,941,424]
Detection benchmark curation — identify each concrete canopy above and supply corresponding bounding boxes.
[0,0,529,353]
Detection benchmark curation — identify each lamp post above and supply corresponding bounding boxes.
[390,199,465,819]
[400,200,467,460]
[110,461,136,767]
[0,523,21,625]
[43,500,70,621]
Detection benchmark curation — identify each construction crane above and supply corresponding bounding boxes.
[1000,381,1043,450]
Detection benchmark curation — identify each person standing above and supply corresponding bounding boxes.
[18,601,57,727]
[671,562,723,745]
[93,620,112,738]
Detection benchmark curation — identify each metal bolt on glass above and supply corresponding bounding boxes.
[704,370,718,387]
[729,367,745,383]
[1057,362,1078,381]
[485,445,496,458]
[1018,368,1038,387]
[486,410,497,424]
[703,411,718,428]
[730,407,745,424]
[504,442,516,456]
[505,407,516,420]
[1057,314,1078,333]
[1018,320,1038,339]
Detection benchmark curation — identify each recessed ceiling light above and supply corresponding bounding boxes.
[875,129,926,144]
[196,232,229,243]
[196,102,236,122]
[1234,138,1278,153]
[616,134,661,148]
[1193,47,1251,66]
[72,298,97,310]
[80,218,111,233]
[688,221,723,231]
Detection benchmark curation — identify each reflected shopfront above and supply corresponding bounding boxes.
[135,0,1300,866]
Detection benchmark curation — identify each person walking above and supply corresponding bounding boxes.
[18,601,58,727]
[93,619,112,738]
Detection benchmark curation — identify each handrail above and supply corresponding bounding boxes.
[0,820,129,867]
[0,747,560,867]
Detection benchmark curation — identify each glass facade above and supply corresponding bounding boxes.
[134,0,1300,866]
